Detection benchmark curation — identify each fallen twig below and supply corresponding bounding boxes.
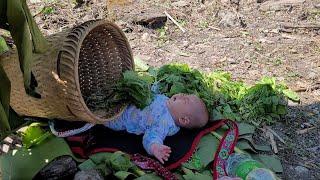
[164,11,186,33]
[297,127,316,135]
[265,127,286,144]
[281,23,320,30]
[266,130,278,154]
[208,26,221,31]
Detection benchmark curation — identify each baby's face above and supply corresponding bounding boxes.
[167,93,206,128]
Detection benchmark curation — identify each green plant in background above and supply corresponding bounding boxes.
[123,63,299,126]
[273,58,282,66]
[177,19,187,28]
[156,26,168,47]
[41,6,55,15]
[287,71,300,78]
[198,20,209,29]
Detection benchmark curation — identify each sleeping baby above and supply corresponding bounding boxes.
[50,86,209,164]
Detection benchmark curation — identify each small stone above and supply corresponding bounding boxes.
[132,9,167,29]
[228,58,237,64]
[182,40,189,47]
[29,0,42,3]
[4,137,13,144]
[315,3,320,9]
[288,100,299,106]
[294,166,310,177]
[82,14,94,22]
[257,0,268,3]
[34,155,77,179]
[230,0,240,6]
[141,33,151,42]
[172,1,189,7]
[218,11,244,27]
[221,0,229,5]
[1,144,9,153]
[307,145,320,153]
[259,0,306,11]
[74,169,104,180]
[298,12,309,21]
[221,0,240,6]
[307,71,318,80]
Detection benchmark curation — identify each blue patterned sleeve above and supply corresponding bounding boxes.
[143,119,169,155]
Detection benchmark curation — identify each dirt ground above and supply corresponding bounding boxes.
[7,0,320,179]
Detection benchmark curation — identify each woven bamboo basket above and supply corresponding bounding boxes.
[0,20,134,124]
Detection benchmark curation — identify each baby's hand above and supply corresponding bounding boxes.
[150,143,171,164]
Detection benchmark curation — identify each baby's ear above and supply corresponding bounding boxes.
[178,117,190,126]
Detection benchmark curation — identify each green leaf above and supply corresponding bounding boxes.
[95,163,112,176]
[109,151,134,172]
[183,172,212,180]
[0,36,9,54]
[238,134,253,142]
[115,171,136,180]
[134,57,149,72]
[252,154,283,173]
[182,153,203,171]
[135,173,162,180]
[277,105,287,115]
[21,123,52,148]
[197,134,220,167]
[0,136,77,180]
[236,140,257,153]
[238,123,256,135]
[200,170,213,177]
[78,159,97,171]
[89,152,113,164]
[41,6,55,15]
[282,89,300,102]
[169,82,186,95]
[212,108,225,120]
[252,144,271,152]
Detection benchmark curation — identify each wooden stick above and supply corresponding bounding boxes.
[297,127,316,135]
[281,23,320,29]
[266,130,278,154]
[164,11,186,33]
[266,127,286,144]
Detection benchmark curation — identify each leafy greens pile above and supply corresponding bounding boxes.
[120,63,299,126]
[116,71,154,109]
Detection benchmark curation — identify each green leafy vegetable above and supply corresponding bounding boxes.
[114,171,136,180]
[135,173,162,180]
[109,151,134,172]
[20,122,52,148]
[150,64,298,126]
[116,71,154,109]
[0,36,9,54]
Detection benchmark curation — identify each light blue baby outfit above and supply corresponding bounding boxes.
[104,94,180,154]
[49,84,180,155]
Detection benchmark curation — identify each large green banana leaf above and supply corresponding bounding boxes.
[0,136,78,179]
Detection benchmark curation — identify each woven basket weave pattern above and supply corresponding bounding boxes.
[0,20,134,123]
